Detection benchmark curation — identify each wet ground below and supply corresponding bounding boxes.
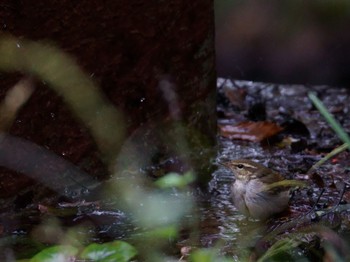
[198,78,350,260]
[2,78,350,260]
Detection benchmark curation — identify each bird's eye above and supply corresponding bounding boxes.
[237,164,244,169]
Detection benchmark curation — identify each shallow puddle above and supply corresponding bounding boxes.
[2,79,350,260]
[197,78,350,259]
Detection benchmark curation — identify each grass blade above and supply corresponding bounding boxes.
[308,92,350,148]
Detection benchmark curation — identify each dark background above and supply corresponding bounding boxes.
[0,0,215,200]
[215,0,350,86]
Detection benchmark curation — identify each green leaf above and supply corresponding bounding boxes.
[190,249,216,262]
[190,249,233,262]
[308,143,348,171]
[308,92,350,149]
[155,171,196,189]
[30,245,78,262]
[263,180,307,191]
[139,225,178,239]
[81,240,137,262]
[257,238,299,262]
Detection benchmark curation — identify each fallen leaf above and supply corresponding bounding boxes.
[223,86,246,109]
[219,121,283,142]
[310,172,325,188]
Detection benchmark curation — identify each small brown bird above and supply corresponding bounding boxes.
[222,159,290,220]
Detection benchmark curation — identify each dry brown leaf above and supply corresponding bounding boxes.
[219,121,283,142]
[223,86,246,108]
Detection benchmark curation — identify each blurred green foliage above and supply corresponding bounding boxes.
[0,35,196,261]
[155,171,196,189]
